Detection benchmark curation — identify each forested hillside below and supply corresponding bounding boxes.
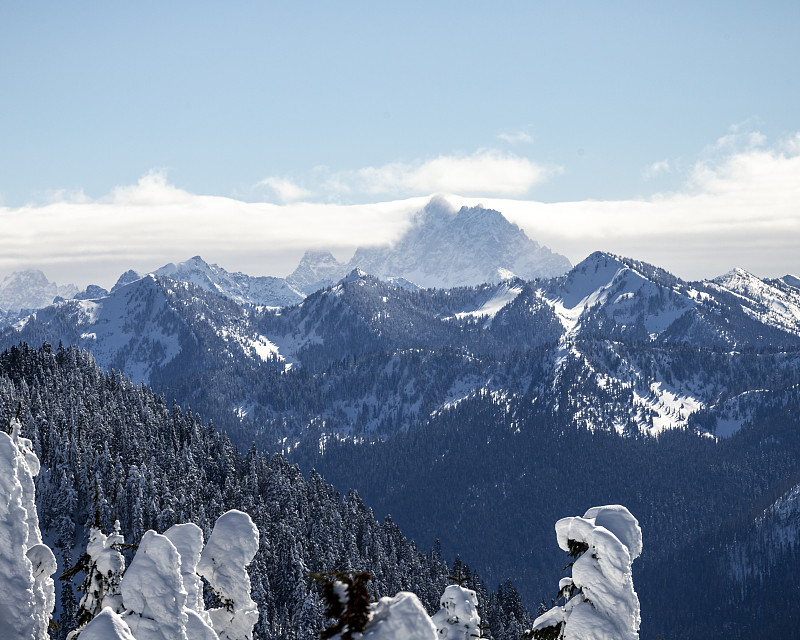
[0,344,533,639]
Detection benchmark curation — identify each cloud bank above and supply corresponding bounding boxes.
[1,133,798,288]
[259,149,554,202]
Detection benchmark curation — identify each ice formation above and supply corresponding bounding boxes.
[330,591,437,640]
[164,522,218,639]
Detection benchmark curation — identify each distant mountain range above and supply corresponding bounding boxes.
[0,199,571,316]
[2,202,799,638]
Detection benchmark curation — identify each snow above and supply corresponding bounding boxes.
[452,283,523,321]
[0,421,56,640]
[246,335,283,363]
[431,585,481,640]
[82,525,127,617]
[332,591,436,640]
[121,530,189,640]
[533,505,642,640]
[0,431,38,640]
[163,523,210,625]
[711,268,800,336]
[197,510,259,640]
[80,608,137,640]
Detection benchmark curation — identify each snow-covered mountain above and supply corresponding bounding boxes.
[0,269,78,313]
[349,198,571,288]
[286,198,571,292]
[153,256,304,307]
[4,254,800,639]
[3,250,800,442]
[286,250,351,295]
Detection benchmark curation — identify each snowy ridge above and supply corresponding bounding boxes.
[153,255,305,307]
[711,267,800,336]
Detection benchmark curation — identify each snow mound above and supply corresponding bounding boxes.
[80,608,136,640]
[347,591,436,640]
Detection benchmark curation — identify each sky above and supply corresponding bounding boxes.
[1,1,798,289]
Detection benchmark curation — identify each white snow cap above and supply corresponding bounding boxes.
[431,585,481,640]
[533,504,642,640]
[197,509,260,640]
[80,608,136,640]
[0,426,56,640]
[337,591,437,640]
[121,530,189,640]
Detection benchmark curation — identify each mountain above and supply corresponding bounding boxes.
[286,198,572,292]
[0,269,78,313]
[153,255,304,307]
[286,250,351,295]
[349,198,571,288]
[0,344,534,640]
[4,252,800,638]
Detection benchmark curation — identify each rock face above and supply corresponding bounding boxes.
[0,269,78,312]
[286,198,572,293]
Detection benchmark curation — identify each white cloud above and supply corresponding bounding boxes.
[257,176,312,203]
[642,159,671,180]
[498,131,534,144]
[324,149,555,198]
[455,132,800,280]
[0,131,798,287]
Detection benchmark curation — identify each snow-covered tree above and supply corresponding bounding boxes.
[66,522,127,639]
[431,585,482,639]
[356,592,437,640]
[163,522,218,640]
[527,505,642,640]
[314,571,437,640]
[197,509,260,640]
[120,529,190,640]
[0,416,57,640]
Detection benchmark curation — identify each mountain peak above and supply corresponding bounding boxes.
[782,274,800,289]
[340,267,371,284]
[0,269,78,312]
[350,198,571,288]
[287,250,348,295]
[111,270,143,292]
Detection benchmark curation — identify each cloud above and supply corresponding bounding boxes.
[642,159,671,180]
[109,170,194,206]
[0,131,798,287]
[453,131,800,280]
[498,131,534,144]
[324,149,555,198]
[257,176,313,203]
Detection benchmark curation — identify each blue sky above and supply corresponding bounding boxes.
[1,2,799,286]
